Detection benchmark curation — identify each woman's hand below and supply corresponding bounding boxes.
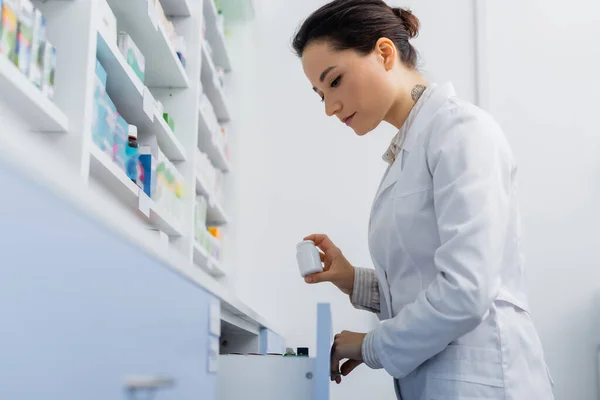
[303,234,355,296]
[331,330,367,384]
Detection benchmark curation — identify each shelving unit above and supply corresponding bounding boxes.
[0,56,69,133]
[105,0,189,88]
[0,0,277,349]
[196,175,229,225]
[201,43,231,122]
[160,0,192,17]
[194,242,226,277]
[203,0,232,72]
[96,31,187,162]
[89,145,183,236]
[197,107,231,172]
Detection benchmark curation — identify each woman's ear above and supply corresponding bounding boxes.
[375,37,397,71]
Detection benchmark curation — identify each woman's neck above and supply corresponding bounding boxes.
[385,71,429,130]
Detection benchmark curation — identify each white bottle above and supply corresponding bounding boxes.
[296,240,323,278]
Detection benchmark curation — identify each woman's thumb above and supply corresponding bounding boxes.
[304,270,333,284]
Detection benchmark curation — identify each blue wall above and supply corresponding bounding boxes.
[0,160,217,399]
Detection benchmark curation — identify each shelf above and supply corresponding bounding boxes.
[159,0,191,17]
[202,0,232,71]
[0,56,69,132]
[201,43,231,122]
[96,31,187,162]
[105,0,189,88]
[194,242,226,277]
[196,175,229,225]
[88,145,183,236]
[197,108,231,172]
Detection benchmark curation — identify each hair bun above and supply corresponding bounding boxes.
[393,7,420,39]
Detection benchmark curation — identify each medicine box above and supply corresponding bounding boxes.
[95,59,107,86]
[28,8,45,88]
[0,0,18,64]
[41,41,56,99]
[139,145,157,199]
[91,76,115,157]
[118,32,145,83]
[16,0,34,75]
[112,115,128,172]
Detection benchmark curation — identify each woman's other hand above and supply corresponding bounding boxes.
[330,330,367,384]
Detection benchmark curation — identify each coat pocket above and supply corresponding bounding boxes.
[425,345,505,400]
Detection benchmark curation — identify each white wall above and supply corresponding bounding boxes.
[220,1,477,398]
[484,2,600,399]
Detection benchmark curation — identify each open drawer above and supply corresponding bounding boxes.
[217,304,332,400]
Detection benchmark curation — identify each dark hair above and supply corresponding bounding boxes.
[292,0,420,68]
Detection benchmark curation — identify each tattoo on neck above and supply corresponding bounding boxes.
[411,84,427,103]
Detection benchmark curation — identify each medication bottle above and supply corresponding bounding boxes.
[296,240,323,278]
[125,125,139,184]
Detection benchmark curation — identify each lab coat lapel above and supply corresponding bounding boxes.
[373,83,457,204]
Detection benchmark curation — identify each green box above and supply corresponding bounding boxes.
[163,113,175,132]
[0,0,19,64]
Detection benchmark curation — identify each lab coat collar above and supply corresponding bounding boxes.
[401,82,456,153]
[373,83,456,200]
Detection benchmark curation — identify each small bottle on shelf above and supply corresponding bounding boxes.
[125,125,139,185]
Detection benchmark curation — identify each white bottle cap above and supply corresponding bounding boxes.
[128,125,138,139]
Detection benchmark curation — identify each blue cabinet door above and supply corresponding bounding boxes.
[0,161,217,400]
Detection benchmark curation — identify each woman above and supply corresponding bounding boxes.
[293,0,555,398]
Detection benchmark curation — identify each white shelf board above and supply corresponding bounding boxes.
[159,0,191,17]
[105,0,189,88]
[193,242,226,277]
[201,43,231,122]
[196,175,229,225]
[89,145,183,236]
[197,108,231,173]
[96,31,187,162]
[202,0,232,71]
[0,56,69,132]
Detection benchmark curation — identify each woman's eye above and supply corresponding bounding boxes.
[330,75,342,88]
[320,96,325,102]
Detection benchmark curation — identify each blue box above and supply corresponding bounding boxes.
[138,146,156,199]
[91,76,115,156]
[95,59,107,86]
[112,115,128,172]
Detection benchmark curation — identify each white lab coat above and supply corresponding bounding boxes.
[367,83,554,399]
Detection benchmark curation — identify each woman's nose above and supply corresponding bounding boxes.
[325,99,341,117]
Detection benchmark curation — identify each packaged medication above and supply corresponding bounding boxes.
[139,145,157,199]
[91,76,115,157]
[15,0,33,75]
[126,125,142,187]
[296,240,323,277]
[112,115,129,172]
[118,32,145,83]
[41,41,55,99]
[28,8,45,88]
[0,0,19,64]
[162,113,175,132]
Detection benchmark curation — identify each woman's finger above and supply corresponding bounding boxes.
[304,270,334,284]
[304,234,337,253]
[341,359,363,376]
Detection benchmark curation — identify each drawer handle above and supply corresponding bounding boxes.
[125,376,175,391]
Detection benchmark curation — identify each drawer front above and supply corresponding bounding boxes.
[218,355,314,400]
[0,163,217,400]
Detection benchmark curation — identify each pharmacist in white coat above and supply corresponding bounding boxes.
[293,0,555,398]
